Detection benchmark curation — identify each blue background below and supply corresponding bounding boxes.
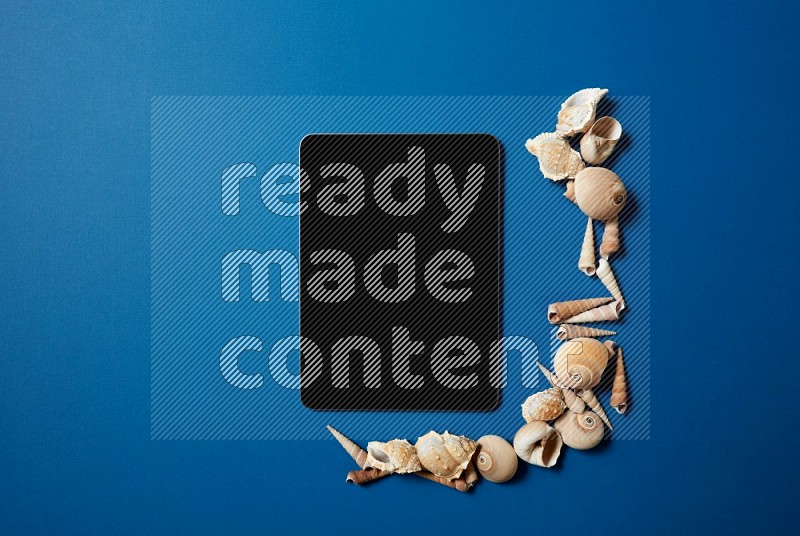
[1,1,797,533]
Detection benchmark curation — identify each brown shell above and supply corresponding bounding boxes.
[554,410,605,450]
[548,297,614,324]
[562,301,623,323]
[574,167,627,221]
[556,324,617,341]
[600,217,620,259]
[553,338,611,389]
[610,348,628,414]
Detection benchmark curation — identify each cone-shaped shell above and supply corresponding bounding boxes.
[526,132,585,181]
[346,468,392,485]
[537,362,568,389]
[556,88,609,137]
[415,431,478,480]
[553,338,611,390]
[562,388,586,413]
[476,435,517,483]
[576,388,613,431]
[327,425,367,468]
[610,348,628,414]
[564,180,576,203]
[548,297,614,324]
[597,258,624,306]
[556,324,617,341]
[563,301,623,323]
[414,471,472,492]
[574,167,627,221]
[521,388,566,422]
[554,410,604,450]
[513,421,563,468]
[365,439,422,474]
[580,116,622,165]
[600,217,620,259]
[578,217,596,276]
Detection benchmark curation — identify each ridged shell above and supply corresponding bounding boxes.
[548,297,614,324]
[553,338,611,389]
[578,217,596,276]
[597,258,624,306]
[562,301,623,323]
[554,410,604,450]
[576,389,613,431]
[562,388,586,413]
[580,116,622,165]
[574,167,627,221]
[556,88,609,137]
[556,324,617,341]
[526,133,585,181]
[365,439,422,474]
[521,388,566,422]
[610,348,628,414]
[415,431,478,480]
[476,435,517,483]
[513,422,563,468]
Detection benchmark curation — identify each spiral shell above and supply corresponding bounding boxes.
[574,167,627,221]
[578,217,596,276]
[513,422,564,468]
[580,116,622,165]
[415,431,478,480]
[610,348,628,414]
[476,435,517,483]
[521,388,566,422]
[556,324,617,341]
[554,410,605,450]
[526,132,585,181]
[365,439,422,474]
[553,338,611,390]
[548,297,614,324]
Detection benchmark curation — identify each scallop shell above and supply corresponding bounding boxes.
[578,217,596,276]
[562,301,623,323]
[521,388,566,422]
[476,435,518,483]
[574,167,627,222]
[556,88,609,137]
[564,179,577,203]
[346,468,392,485]
[576,388,613,431]
[526,132,585,181]
[326,425,367,468]
[580,116,622,165]
[610,348,628,414]
[415,431,478,480]
[513,421,563,468]
[556,324,617,341]
[553,337,611,390]
[597,258,624,306]
[365,439,422,474]
[600,217,620,259]
[554,410,605,450]
[548,297,614,324]
[562,388,586,413]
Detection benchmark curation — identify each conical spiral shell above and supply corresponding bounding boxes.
[578,217,596,276]
[327,425,367,468]
[415,431,478,480]
[537,362,568,389]
[556,88,609,137]
[476,435,517,483]
[346,468,392,485]
[556,324,617,341]
[521,388,566,422]
[576,388,613,431]
[561,388,586,413]
[580,116,622,165]
[596,258,624,306]
[574,167,627,221]
[513,421,564,468]
[365,439,422,474]
[554,410,605,450]
[526,132,585,181]
[553,338,610,390]
[548,297,614,324]
[600,217,620,259]
[562,301,623,323]
[610,348,628,414]
[414,471,472,492]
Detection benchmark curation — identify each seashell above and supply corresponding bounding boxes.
[414,471,472,493]
[580,116,622,165]
[537,362,569,389]
[610,348,628,414]
[600,217,620,259]
[464,461,479,486]
[556,88,609,137]
[513,421,564,468]
[521,388,566,422]
[564,180,577,203]
[327,425,368,468]
[526,132,585,181]
[554,410,605,450]
[574,167,627,221]
[476,435,517,483]
[548,297,614,324]
[415,431,478,480]
[562,388,586,413]
[576,388,613,431]
[553,338,611,390]
[346,468,392,485]
[556,324,617,341]
[597,258,625,306]
[365,439,422,474]
[562,301,623,323]
[578,217,596,276]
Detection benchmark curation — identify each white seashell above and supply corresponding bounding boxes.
[415,431,478,480]
[576,389,613,431]
[521,388,566,422]
[574,167,627,222]
[562,301,623,323]
[597,258,624,306]
[580,116,622,165]
[556,324,617,341]
[556,88,609,137]
[526,133,585,181]
[553,338,611,390]
[365,439,422,474]
[578,217,596,276]
[476,435,517,483]
[561,388,586,413]
[513,422,563,468]
[554,410,605,450]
